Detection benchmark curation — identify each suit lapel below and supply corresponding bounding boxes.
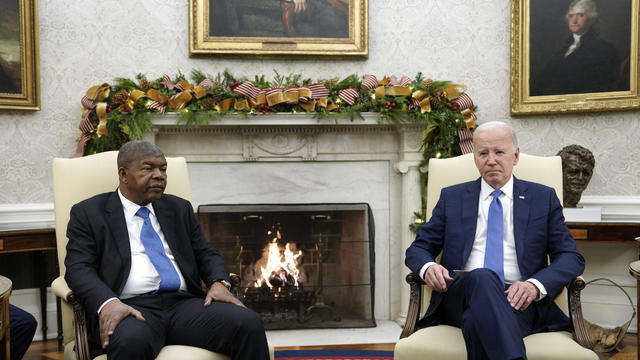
[461,179,481,265]
[513,177,529,267]
[105,191,132,282]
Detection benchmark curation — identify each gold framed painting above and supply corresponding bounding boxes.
[189,0,368,57]
[0,0,39,110]
[510,0,639,115]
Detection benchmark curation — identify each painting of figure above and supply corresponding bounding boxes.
[210,0,349,38]
[529,0,631,96]
[0,0,21,94]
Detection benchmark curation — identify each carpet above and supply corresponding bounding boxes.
[274,349,394,360]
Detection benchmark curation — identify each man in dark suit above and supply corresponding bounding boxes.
[65,140,270,360]
[531,0,623,95]
[405,121,585,360]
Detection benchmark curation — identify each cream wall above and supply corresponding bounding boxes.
[0,0,639,337]
[0,0,639,202]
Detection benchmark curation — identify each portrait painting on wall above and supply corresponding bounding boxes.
[189,0,368,57]
[0,0,39,110]
[510,0,640,115]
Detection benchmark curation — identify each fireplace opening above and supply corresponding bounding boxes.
[197,203,375,330]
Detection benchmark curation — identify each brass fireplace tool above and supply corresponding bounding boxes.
[300,233,341,323]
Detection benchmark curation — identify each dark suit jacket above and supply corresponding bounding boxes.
[64,190,230,348]
[531,28,622,96]
[405,177,585,331]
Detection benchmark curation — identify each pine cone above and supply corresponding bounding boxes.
[139,78,152,91]
[114,89,129,102]
[424,78,433,90]
[430,97,440,110]
[200,97,217,110]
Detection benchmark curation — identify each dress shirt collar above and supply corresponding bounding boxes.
[480,175,514,202]
[572,33,582,43]
[117,188,156,220]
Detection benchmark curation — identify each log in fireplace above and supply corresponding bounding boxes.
[197,203,375,330]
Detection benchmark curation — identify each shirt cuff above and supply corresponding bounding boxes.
[418,262,437,281]
[526,278,547,301]
[97,297,119,315]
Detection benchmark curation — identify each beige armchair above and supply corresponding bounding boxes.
[51,151,274,360]
[394,153,598,360]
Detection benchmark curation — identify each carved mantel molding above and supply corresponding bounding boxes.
[147,113,425,164]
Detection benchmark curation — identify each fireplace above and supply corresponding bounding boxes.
[197,203,375,330]
[147,114,426,328]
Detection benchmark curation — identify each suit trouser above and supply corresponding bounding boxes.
[9,304,37,360]
[437,268,538,360]
[105,291,270,360]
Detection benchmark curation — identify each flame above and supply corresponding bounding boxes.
[253,240,303,289]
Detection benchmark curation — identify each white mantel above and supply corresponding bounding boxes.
[145,112,424,324]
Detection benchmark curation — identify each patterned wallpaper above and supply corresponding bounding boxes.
[0,0,638,204]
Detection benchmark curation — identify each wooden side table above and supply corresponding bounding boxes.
[0,275,12,360]
[0,229,60,346]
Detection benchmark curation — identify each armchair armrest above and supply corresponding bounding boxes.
[400,273,424,339]
[568,276,593,349]
[51,276,92,360]
[51,276,73,301]
[400,273,593,350]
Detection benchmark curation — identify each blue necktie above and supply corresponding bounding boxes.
[136,207,181,291]
[484,189,505,285]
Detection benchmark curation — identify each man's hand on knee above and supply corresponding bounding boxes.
[99,299,145,349]
[424,264,453,292]
[504,281,539,311]
[204,281,246,308]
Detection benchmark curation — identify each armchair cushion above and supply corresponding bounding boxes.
[394,326,598,360]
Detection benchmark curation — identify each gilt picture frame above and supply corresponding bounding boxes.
[0,0,39,110]
[510,0,639,115]
[189,0,368,57]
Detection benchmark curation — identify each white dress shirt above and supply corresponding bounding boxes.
[97,190,187,314]
[565,33,582,58]
[419,176,547,299]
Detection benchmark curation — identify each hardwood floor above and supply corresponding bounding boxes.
[22,335,637,359]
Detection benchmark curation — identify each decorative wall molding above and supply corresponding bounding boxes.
[578,196,640,223]
[0,203,55,232]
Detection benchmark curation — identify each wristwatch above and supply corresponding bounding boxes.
[213,279,231,290]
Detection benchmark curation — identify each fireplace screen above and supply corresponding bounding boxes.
[197,203,375,330]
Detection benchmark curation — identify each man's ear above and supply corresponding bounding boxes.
[118,167,128,183]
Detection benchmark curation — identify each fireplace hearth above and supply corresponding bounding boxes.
[198,203,375,330]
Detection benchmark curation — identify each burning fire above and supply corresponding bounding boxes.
[254,229,303,289]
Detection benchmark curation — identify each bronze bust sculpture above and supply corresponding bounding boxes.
[557,144,595,208]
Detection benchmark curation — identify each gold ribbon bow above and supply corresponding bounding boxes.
[84,84,111,137]
[411,90,431,113]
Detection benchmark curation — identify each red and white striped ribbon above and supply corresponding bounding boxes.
[169,92,187,109]
[147,101,166,114]
[198,78,214,88]
[338,87,359,105]
[361,74,378,90]
[308,83,329,99]
[399,76,412,87]
[233,81,261,99]
[161,74,183,91]
[458,127,474,154]
[79,112,95,133]
[452,93,474,110]
[409,98,420,109]
[81,96,95,110]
